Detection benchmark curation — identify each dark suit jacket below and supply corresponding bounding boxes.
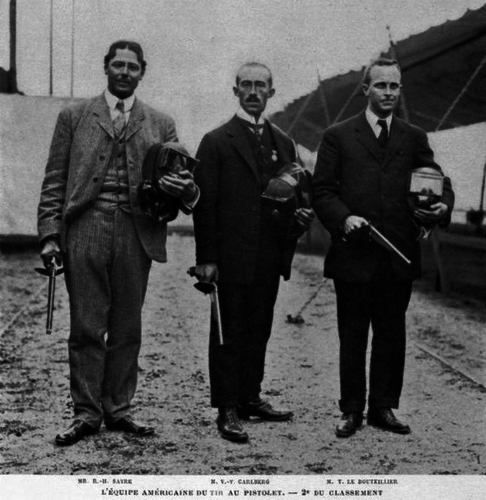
[312,111,455,282]
[38,93,179,262]
[193,115,298,283]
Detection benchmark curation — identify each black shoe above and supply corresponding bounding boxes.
[237,399,293,421]
[217,407,249,442]
[105,416,155,436]
[335,412,363,438]
[55,419,98,446]
[367,408,411,434]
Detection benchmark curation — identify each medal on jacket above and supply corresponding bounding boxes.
[271,150,278,162]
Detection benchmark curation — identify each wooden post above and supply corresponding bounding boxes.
[9,0,19,93]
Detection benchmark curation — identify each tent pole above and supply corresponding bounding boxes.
[316,70,331,128]
[49,0,53,96]
[480,162,486,214]
[70,0,75,97]
[9,0,19,93]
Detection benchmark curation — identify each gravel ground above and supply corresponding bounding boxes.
[0,232,485,479]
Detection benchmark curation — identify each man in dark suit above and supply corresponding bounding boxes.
[37,40,198,446]
[192,62,314,442]
[312,58,454,438]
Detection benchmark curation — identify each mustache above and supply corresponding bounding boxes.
[245,95,261,103]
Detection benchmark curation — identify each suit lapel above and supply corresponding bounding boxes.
[354,111,406,167]
[354,111,384,163]
[383,117,406,168]
[125,98,145,140]
[268,122,292,165]
[227,116,260,178]
[91,94,114,139]
[90,94,145,140]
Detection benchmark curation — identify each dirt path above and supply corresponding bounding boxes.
[0,233,485,476]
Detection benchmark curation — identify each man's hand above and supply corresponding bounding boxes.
[194,263,219,283]
[158,170,197,202]
[40,237,62,269]
[294,208,315,231]
[343,215,368,235]
[414,202,448,224]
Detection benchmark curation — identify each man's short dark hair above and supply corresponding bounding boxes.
[363,58,400,86]
[235,62,273,88]
[104,40,147,75]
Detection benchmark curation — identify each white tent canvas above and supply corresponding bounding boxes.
[0,94,80,238]
[429,122,486,223]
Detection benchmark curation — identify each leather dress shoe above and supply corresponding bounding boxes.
[237,399,293,421]
[105,416,155,436]
[335,412,363,437]
[55,419,98,446]
[367,408,411,434]
[217,407,249,442]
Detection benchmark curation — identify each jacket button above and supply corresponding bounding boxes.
[99,155,105,161]
[93,177,99,183]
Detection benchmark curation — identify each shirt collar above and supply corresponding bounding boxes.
[365,106,393,128]
[104,89,135,112]
[236,107,266,125]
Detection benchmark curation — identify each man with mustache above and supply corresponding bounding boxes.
[37,40,198,446]
[192,62,314,442]
[312,58,454,437]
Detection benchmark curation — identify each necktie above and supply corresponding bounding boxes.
[113,100,126,137]
[239,117,264,140]
[377,119,388,148]
[253,123,264,139]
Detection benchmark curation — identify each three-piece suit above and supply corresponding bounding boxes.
[193,115,299,407]
[312,110,454,413]
[38,93,184,428]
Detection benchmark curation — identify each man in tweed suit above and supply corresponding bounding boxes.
[37,40,198,446]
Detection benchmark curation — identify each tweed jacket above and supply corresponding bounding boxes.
[193,115,299,284]
[38,93,179,262]
[312,111,455,282]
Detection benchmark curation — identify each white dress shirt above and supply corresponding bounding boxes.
[365,107,393,138]
[236,107,266,126]
[104,89,135,124]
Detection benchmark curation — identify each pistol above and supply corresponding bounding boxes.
[187,266,224,345]
[367,223,411,266]
[35,257,64,334]
[342,222,411,266]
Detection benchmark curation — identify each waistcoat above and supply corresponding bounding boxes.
[94,134,130,213]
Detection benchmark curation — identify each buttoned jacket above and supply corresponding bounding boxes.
[312,111,455,282]
[38,93,178,262]
[193,115,299,283]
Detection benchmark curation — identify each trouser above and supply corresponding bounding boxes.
[64,207,151,428]
[333,255,413,414]
[209,225,283,408]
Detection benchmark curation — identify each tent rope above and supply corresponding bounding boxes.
[286,88,316,136]
[435,53,486,132]
[332,78,362,124]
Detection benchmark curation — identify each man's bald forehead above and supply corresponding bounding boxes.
[235,62,273,87]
